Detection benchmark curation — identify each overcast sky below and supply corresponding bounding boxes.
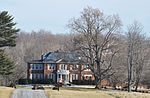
[1,0,150,34]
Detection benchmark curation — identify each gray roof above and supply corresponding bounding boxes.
[27,52,84,64]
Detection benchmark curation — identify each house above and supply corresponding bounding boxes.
[27,51,94,84]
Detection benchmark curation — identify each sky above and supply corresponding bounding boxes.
[0,0,150,34]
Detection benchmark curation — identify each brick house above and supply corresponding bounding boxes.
[27,51,94,84]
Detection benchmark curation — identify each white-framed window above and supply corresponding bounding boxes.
[32,73,44,79]
[48,64,56,70]
[83,74,92,80]
[71,65,78,70]
[38,74,41,79]
[83,65,90,71]
[53,74,55,81]
[52,64,56,70]
[35,73,38,79]
[48,73,53,79]
[72,74,78,80]
[59,64,67,70]
[41,74,43,79]
[47,64,51,70]
[31,64,34,69]
[31,64,43,70]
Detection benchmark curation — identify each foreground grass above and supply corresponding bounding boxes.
[0,86,14,98]
[45,87,150,98]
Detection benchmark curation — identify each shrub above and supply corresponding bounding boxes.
[18,79,28,85]
[72,80,95,85]
[18,79,54,84]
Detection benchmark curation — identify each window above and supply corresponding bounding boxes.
[53,74,55,81]
[41,74,43,79]
[31,64,43,70]
[36,65,38,69]
[52,64,56,70]
[31,64,34,69]
[72,74,78,80]
[48,73,53,79]
[83,65,90,71]
[72,74,75,80]
[59,64,67,70]
[72,65,78,70]
[32,73,36,79]
[36,74,38,79]
[83,75,92,80]
[39,65,42,69]
[48,64,55,70]
[48,64,51,70]
[32,73,34,79]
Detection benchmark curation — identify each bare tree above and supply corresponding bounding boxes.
[126,21,147,92]
[68,7,121,89]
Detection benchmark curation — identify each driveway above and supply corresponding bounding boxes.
[11,88,48,98]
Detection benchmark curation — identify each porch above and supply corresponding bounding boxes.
[57,70,69,84]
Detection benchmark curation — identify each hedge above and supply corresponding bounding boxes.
[72,80,95,85]
[18,79,54,84]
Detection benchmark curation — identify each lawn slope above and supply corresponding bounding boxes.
[45,87,150,98]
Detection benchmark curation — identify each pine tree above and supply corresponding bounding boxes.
[0,11,19,85]
[0,11,19,48]
[0,49,15,85]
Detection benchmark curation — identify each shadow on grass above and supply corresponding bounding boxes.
[45,87,97,91]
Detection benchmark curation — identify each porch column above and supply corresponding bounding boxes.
[60,74,62,82]
[67,74,69,82]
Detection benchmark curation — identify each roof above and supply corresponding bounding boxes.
[27,52,84,64]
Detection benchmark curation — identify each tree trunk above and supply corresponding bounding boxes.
[135,78,140,91]
[95,76,102,89]
[128,63,132,92]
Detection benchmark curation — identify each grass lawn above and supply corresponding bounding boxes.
[45,87,150,98]
[0,86,14,98]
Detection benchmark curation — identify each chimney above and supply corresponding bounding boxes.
[41,50,44,60]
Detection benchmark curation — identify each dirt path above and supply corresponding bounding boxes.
[11,88,48,98]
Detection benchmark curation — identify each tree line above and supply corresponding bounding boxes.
[0,7,150,92]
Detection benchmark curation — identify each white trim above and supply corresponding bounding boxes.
[84,75,92,77]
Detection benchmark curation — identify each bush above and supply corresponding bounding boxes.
[72,80,95,85]
[18,79,28,85]
[18,79,54,84]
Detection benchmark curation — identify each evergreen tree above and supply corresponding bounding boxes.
[0,11,19,48]
[0,11,19,85]
[0,49,15,85]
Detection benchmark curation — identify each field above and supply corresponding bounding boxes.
[45,87,150,98]
[0,86,14,98]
